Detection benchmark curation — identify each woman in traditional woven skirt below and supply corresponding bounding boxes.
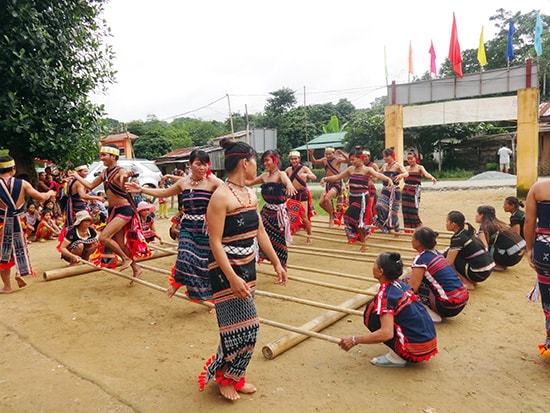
[401,152,437,230]
[126,149,223,304]
[321,147,393,251]
[525,180,550,357]
[200,139,287,401]
[373,147,408,233]
[339,251,438,367]
[246,149,296,268]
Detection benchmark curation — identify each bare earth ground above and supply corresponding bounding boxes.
[1,188,549,413]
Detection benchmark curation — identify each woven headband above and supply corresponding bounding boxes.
[0,160,15,168]
[289,151,301,157]
[100,146,120,156]
[74,165,88,172]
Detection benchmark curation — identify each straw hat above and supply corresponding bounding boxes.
[73,210,93,226]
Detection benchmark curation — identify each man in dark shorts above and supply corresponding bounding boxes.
[69,144,143,278]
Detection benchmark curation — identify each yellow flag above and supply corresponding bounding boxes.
[477,26,487,67]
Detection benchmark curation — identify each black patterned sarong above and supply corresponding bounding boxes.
[259,182,290,268]
[199,208,259,389]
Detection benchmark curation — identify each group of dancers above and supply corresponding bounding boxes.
[1,138,548,401]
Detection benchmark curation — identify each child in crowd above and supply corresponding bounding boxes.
[36,210,61,242]
[24,203,40,241]
[444,211,495,289]
[137,201,162,244]
[339,251,438,367]
[407,227,469,321]
[169,208,184,241]
[158,196,168,219]
[91,203,107,228]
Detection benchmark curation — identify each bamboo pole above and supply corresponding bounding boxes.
[256,268,377,295]
[262,291,376,359]
[78,260,343,348]
[42,250,173,281]
[260,262,378,283]
[255,290,363,316]
[292,233,416,254]
[289,243,413,262]
[137,262,364,316]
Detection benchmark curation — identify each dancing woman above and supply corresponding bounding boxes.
[246,149,296,268]
[126,149,223,303]
[524,179,550,356]
[402,152,437,230]
[321,148,393,251]
[373,147,408,233]
[199,138,287,401]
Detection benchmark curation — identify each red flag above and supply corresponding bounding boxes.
[429,40,437,75]
[408,41,414,75]
[448,13,463,78]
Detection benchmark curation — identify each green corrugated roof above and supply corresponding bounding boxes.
[294,132,346,151]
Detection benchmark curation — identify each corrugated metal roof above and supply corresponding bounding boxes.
[294,132,346,150]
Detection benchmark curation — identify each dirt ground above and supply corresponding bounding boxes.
[1,187,549,413]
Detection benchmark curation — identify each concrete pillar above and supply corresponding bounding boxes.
[516,88,539,198]
[384,105,404,165]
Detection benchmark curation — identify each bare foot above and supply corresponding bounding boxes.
[238,382,256,394]
[0,288,13,294]
[119,259,133,271]
[15,276,27,288]
[359,244,368,252]
[306,237,312,245]
[218,383,240,401]
[208,307,216,314]
[166,285,178,298]
[128,264,142,286]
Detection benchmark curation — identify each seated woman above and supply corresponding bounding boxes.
[476,205,526,271]
[338,252,438,368]
[503,196,525,238]
[59,210,99,265]
[408,227,469,321]
[444,211,495,289]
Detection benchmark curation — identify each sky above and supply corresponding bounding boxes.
[90,1,541,123]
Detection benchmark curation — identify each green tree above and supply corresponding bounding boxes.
[133,137,172,160]
[0,0,115,179]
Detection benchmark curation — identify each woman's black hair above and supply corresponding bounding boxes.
[413,226,438,250]
[189,149,210,164]
[382,147,395,158]
[504,196,524,209]
[261,149,281,167]
[447,210,476,236]
[348,147,363,158]
[377,252,403,280]
[477,205,508,233]
[220,138,256,173]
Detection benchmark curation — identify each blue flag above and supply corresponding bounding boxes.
[535,12,543,57]
[506,19,515,62]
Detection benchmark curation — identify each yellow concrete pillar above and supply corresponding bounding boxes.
[384,105,404,165]
[516,88,539,198]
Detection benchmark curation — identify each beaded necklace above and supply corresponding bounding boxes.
[226,181,252,207]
